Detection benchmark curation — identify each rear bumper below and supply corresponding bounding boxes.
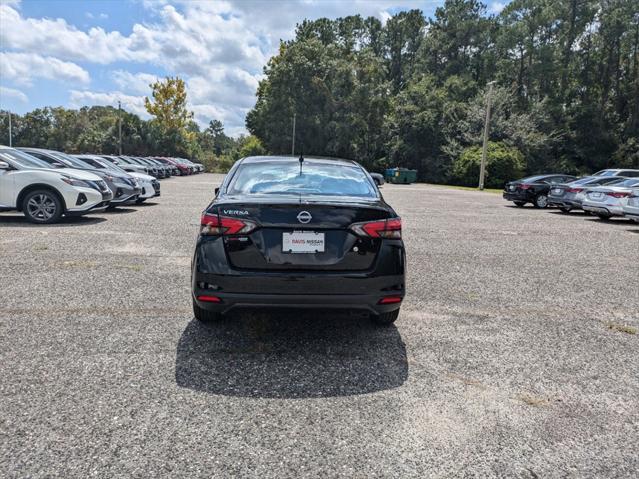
[192,237,405,315]
[192,291,403,315]
[582,202,624,216]
[503,192,532,202]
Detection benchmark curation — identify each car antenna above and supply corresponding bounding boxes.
[299,151,304,176]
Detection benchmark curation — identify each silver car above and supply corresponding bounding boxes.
[592,168,639,177]
[548,176,626,213]
[582,178,639,219]
[622,188,639,223]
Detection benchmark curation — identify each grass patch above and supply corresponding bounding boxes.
[117,264,143,272]
[423,183,503,194]
[61,260,97,268]
[516,393,549,407]
[606,322,637,335]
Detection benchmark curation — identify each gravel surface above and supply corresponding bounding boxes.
[1,173,637,478]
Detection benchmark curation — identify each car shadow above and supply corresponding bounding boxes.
[175,310,408,399]
[103,207,137,214]
[584,218,633,226]
[0,214,107,227]
[133,202,159,207]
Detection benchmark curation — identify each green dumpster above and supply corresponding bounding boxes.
[388,168,418,184]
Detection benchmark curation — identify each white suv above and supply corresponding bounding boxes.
[0,146,112,224]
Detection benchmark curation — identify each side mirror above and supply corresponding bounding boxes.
[0,161,10,170]
[214,187,220,196]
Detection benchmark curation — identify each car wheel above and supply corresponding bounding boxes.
[514,201,526,207]
[135,198,146,204]
[559,207,572,213]
[22,189,63,224]
[192,298,221,322]
[597,214,611,220]
[370,309,400,326]
[533,194,548,208]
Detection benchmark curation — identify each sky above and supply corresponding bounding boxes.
[0,0,507,136]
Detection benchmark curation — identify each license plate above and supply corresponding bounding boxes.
[509,185,515,191]
[590,192,603,199]
[282,231,325,253]
[552,188,562,195]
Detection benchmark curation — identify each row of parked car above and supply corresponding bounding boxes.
[503,168,639,222]
[0,145,204,224]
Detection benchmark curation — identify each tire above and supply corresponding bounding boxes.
[22,189,63,224]
[135,198,146,204]
[370,309,400,326]
[559,206,572,214]
[192,298,221,322]
[514,201,526,207]
[533,194,549,209]
[597,214,611,220]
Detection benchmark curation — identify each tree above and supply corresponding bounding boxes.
[144,76,196,156]
[452,142,525,188]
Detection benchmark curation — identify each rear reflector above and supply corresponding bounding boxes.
[351,218,401,239]
[200,213,257,236]
[378,295,402,304]
[197,295,222,303]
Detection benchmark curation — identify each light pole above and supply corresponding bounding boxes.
[479,81,496,191]
[7,111,12,147]
[291,113,296,156]
[118,100,122,155]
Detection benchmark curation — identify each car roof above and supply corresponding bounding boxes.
[240,155,359,167]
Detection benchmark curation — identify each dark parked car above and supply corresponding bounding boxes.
[191,156,406,325]
[503,174,577,208]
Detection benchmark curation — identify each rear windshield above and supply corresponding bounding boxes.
[594,170,618,176]
[615,179,639,187]
[227,161,377,198]
[520,175,549,183]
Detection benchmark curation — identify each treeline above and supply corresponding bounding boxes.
[0,77,266,172]
[247,0,639,186]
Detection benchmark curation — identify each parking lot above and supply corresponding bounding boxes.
[1,173,637,477]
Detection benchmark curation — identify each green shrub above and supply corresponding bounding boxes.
[452,142,525,188]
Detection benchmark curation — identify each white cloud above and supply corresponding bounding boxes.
[69,90,149,118]
[0,85,29,103]
[111,71,159,95]
[0,0,423,134]
[0,52,90,86]
[489,2,506,14]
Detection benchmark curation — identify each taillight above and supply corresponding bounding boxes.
[200,213,257,235]
[567,187,583,193]
[607,192,629,198]
[520,184,532,190]
[378,295,402,304]
[350,218,401,239]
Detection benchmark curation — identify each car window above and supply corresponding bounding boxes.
[227,161,378,198]
[616,179,639,187]
[620,170,639,177]
[0,149,51,169]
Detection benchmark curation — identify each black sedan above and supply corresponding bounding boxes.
[191,156,406,325]
[503,174,577,208]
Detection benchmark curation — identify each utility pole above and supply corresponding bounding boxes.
[118,100,122,155]
[479,81,495,191]
[7,111,12,147]
[291,113,296,156]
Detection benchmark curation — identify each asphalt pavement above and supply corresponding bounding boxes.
[1,174,637,478]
